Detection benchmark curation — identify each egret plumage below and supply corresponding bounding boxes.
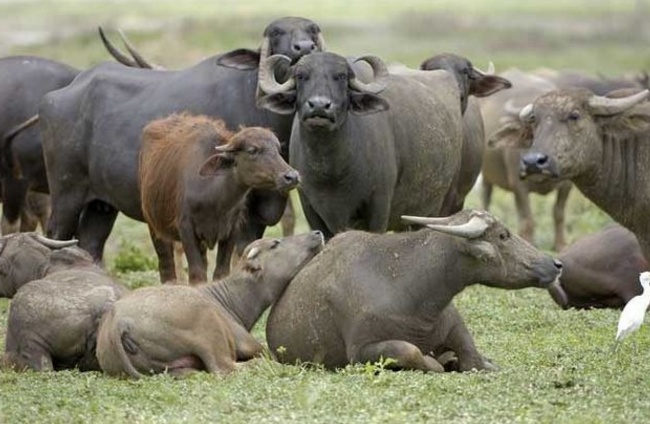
[613,272,650,352]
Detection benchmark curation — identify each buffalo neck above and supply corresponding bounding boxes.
[200,272,271,331]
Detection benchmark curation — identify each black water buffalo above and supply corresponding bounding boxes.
[0,56,78,234]
[266,210,563,371]
[258,52,469,237]
[40,17,325,280]
[490,88,650,262]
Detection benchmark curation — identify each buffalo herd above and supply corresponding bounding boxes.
[0,16,648,376]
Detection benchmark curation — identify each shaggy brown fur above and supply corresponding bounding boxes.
[140,114,231,241]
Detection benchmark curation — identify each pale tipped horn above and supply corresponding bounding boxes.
[32,234,78,249]
[349,55,389,94]
[587,89,649,116]
[117,30,163,70]
[258,54,295,95]
[519,103,534,123]
[503,99,523,116]
[214,143,236,153]
[259,36,270,61]
[98,26,138,67]
[316,32,327,52]
[426,216,489,239]
[401,215,455,226]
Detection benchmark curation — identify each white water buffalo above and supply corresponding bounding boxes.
[266,210,562,372]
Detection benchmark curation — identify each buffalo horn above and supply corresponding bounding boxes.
[401,215,455,226]
[98,26,138,68]
[587,89,649,116]
[503,99,523,116]
[259,36,270,61]
[425,215,489,239]
[519,103,534,123]
[258,54,296,95]
[32,234,78,249]
[316,32,327,51]
[348,55,389,94]
[118,30,161,70]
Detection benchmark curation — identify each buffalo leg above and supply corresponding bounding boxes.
[214,237,236,280]
[366,194,391,233]
[0,177,28,234]
[513,185,534,244]
[299,193,334,239]
[353,340,444,372]
[442,309,496,372]
[481,180,493,210]
[47,187,88,241]
[553,183,572,252]
[281,197,296,237]
[179,217,208,284]
[148,226,177,283]
[77,201,118,263]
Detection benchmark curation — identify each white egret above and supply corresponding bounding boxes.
[613,271,650,352]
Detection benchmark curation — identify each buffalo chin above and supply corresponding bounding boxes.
[302,116,338,131]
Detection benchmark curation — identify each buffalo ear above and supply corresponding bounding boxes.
[460,240,498,262]
[469,73,512,98]
[487,121,532,149]
[349,92,390,115]
[199,153,234,177]
[257,92,297,115]
[216,49,261,70]
[599,107,650,138]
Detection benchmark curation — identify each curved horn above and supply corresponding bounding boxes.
[32,234,78,249]
[257,54,295,95]
[587,89,649,116]
[349,55,389,94]
[259,36,270,62]
[214,143,236,153]
[425,216,489,239]
[503,99,523,116]
[98,26,138,67]
[401,215,455,226]
[316,32,327,52]
[118,30,161,70]
[519,103,534,123]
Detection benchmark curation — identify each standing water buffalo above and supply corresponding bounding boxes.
[40,17,325,278]
[258,52,467,237]
[266,210,562,371]
[490,88,650,261]
[97,231,324,378]
[0,56,78,234]
[479,69,572,250]
[550,225,649,309]
[140,114,300,283]
[0,233,126,371]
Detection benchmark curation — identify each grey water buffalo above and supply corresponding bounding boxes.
[140,114,300,283]
[534,68,648,96]
[419,53,511,213]
[40,17,324,278]
[0,233,126,371]
[0,56,78,234]
[549,225,649,309]
[97,231,323,378]
[267,210,562,371]
[480,69,572,250]
[258,52,469,237]
[490,88,650,261]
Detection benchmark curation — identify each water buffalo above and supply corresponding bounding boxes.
[258,52,468,237]
[266,210,562,372]
[40,17,325,277]
[0,233,126,371]
[140,114,300,283]
[97,231,324,378]
[549,225,649,309]
[0,56,78,234]
[490,88,650,262]
[534,68,648,96]
[479,69,572,250]
[419,53,512,213]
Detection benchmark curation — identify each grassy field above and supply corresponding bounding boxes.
[1,0,649,423]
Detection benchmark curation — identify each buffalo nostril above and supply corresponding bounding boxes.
[307,100,315,109]
[324,101,331,110]
[283,171,300,185]
[313,230,323,237]
[553,259,563,270]
[310,44,316,51]
[536,155,549,166]
[292,44,301,52]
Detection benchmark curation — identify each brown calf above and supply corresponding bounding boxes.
[139,114,300,284]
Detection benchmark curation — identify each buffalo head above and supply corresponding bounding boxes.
[402,210,563,290]
[216,17,325,70]
[489,88,650,182]
[420,53,511,113]
[257,52,390,131]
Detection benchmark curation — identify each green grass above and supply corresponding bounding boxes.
[1,0,649,422]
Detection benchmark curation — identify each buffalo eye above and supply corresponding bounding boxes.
[333,73,347,82]
[271,239,281,249]
[246,147,259,155]
[568,110,581,121]
[308,24,319,35]
[269,29,283,38]
[499,230,510,241]
[295,72,308,82]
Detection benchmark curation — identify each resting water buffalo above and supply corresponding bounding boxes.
[97,231,324,378]
[0,56,78,234]
[490,88,650,262]
[0,233,126,371]
[266,210,562,372]
[550,225,649,309]
[258,52,470,237]
[419,54,511,213]
[40,17,324,277]
[479,69,572,250]
[140,114,300,283]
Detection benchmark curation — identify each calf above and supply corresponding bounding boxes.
[96,231,324,378]
[1,233,126,371]
[139,114,300,284]
[266,210,562,372]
